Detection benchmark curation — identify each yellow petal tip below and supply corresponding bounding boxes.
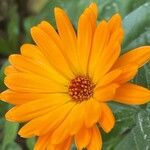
[54,7,63,15]
[30,26,38,36]
[5,112,14,122]
[89,2,98,16]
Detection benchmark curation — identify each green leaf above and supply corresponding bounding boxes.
[98,0,150,20]
[1,120,19,150]
[102,102,138,149]
[124,30,150,52]
[131,110,150,150]
[122,2,150,49]
[26,138,36,150]
[0,142,22,150]
[144,63,150,89]
[71,144,77,150]
[114,132,137,150]
[7,3,20,52]
[114,0,150,18]
[0,60,9,91]
[114,0,134,17]
[132,67,148,88]
[121,3,150,90]
[0,37,10,56]
[23,0,98,42]
[114,109,150,150]
[98,0,119,20]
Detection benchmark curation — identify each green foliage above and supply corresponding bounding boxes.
[26,138,36,150]
[1,121,19,150]
[0,0,150,149]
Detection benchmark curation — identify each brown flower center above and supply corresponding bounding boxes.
[68,76,94,102]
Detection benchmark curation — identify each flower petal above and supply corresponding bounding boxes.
[94,84,119,102]
[96,69,122,87]
[68,101,86,135]
[113,64,138,83]
[99,103,115,133]
[87,126,102,150]
[31,26,74,79]
[92,41,120,83]
[34,134,51,150]
[0,90,48,105]
[84,3,98,32]
[113,46,150,69]
[9,54,68,85]
[35,135,72,150]
[75,126,91,149]
[88,20,108,78]
[89,14,123,82]
[5,73,67,93]
[18,101,75,137]
[20,44,46,61]
[84,98,101,128]
[54,8,78,73]
[54,136,73,150]
[114,83,150,105]
[89,3,98,18]
[37,21,63,52]
[50,102,86,144]
[4,66,18,75]
[6,94,70,122]
[108,14,123,43]
[77,9,93,74]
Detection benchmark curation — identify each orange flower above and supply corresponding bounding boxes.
[1,3,150,150]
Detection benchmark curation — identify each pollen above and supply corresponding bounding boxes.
[68,76,95,102]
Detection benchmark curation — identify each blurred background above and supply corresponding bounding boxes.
[0,0,150,149]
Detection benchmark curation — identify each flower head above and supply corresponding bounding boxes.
[1,3,150,150]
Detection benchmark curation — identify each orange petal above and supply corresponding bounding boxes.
[84,98,101,128]
[9,54,68,85]
[18,102,75,138]
[84,3,98,32]
[6,94,70,122]
[34,134,51,150]
[99,103,115,133]
[4,65,18,75]
[114,83,150,105]
[108,14,123,43]
[113,46,150,69]
[20,44,46,61]
[50,102,85,144]
[94,84,119,102]
[35,135,73,150]
[87,3,98,33]
[31,26,74,79]
[5,73,67,93]
[77,9,93,74]
[113,63,138,83]
[96,69,122,87]
[88,20,108,78]
[55,136,73,150]
[0,90,48,105]
[89,13,123,82]
[37,21,63,51]
[75,126,91,149]
[68,101,86,135]
[87,126,102,150]
[54,8,78,73]
[92,40,120,83]
[89,3,98,19]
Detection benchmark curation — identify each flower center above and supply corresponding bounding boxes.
[68,76,94,102]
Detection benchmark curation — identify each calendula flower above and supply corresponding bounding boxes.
[1,3,150,150]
